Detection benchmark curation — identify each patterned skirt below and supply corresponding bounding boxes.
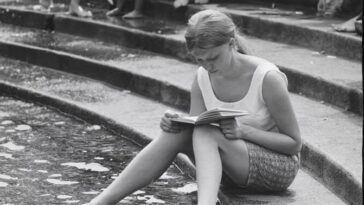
[222,141,300,193]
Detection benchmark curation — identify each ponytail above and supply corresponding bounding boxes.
[234,34,253,55]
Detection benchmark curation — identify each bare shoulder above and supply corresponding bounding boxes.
[262,70,289,104]
[264,70,287,87]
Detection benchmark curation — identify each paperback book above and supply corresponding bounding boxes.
[171,108,248,125]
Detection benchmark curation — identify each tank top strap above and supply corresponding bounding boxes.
[249,62,288,103]
[197,63,287,110]
[197,67,221,110]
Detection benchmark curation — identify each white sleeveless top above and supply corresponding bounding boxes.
[197,61,288,131]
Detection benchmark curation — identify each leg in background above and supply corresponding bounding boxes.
[37,0,54,11]
[123,0,144,19]
[107,0,126,16]
[69,0,92,17]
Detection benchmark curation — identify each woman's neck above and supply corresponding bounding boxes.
[219,51,250,79]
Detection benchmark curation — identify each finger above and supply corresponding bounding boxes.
[224,134,236,140]
[223,129,233,135]
[164,110,179,118]
[220,119,234,125]
[220,128,230,134]
[161,117,173,126]
[160,123,169,131]
[219,122,231,128]
[161,124,180,133]
[220,124,232,131]
[219,119,230,125]
[224,133,232,139]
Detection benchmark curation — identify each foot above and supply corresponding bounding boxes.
[69,5,92,17]
[38,0,52,8]
[173,0,189,8]
[332,16,357,32]
[106,8,123,16]
[36,0,53,11]
[122,10,144,19]
[355,20,362,34]
[195,0,209,4]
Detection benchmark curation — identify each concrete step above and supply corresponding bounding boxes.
[0,0,362,61]
[0,34,361,204]
[0,55,348,205]
[144,0,362,61]
[0,5,362,116]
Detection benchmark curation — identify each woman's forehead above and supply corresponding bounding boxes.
[191,45,223,58]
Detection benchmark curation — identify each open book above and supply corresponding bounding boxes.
[171,108,249,125]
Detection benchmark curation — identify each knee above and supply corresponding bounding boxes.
[192,125,220,144]
[158,128,193,149]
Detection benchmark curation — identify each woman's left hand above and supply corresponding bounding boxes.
[219,118,244,140]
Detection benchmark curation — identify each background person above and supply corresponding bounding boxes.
[107,0,144,18]
[38,0,92,17]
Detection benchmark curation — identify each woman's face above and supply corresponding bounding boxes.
[190,42,232,75]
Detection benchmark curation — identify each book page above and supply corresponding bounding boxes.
[170,116,198,125]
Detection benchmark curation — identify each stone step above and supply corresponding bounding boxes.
[0,5,362,116]
[145,0,362,61]
[1,0,362,61]
[0,55,348,205]
[0,37,361,204]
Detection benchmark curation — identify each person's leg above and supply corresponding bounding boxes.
[194,0,209,4]
[192,125,249,205]
[173,0,189,8]
[332,15,360,32]
[107,0,126,16]
[38,0,54,10]
[69,0,92,17]
[122,0,144,19]
[89,128,194,205]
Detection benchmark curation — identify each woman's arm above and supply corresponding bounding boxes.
[160,75,206,133]
[242,71,301,155]
[221,71,301,155]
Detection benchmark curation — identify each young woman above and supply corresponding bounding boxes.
[88,9,302,205]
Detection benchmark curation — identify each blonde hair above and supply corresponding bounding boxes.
[185,9,251,55]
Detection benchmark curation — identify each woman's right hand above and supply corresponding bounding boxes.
[160,110,182,133]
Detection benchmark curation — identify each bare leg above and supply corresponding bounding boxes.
[193,125,250,205]
[89,129,193,205]
[69,0,92,17]
[123,0,144,19]
[107,0,126,16]
[332,14,361,32]
[39,0,53,8]
[173,0,189,8]
[37,0,53,11]
[194,0,209,4]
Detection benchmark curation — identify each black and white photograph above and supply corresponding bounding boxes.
[0,0,362,204]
